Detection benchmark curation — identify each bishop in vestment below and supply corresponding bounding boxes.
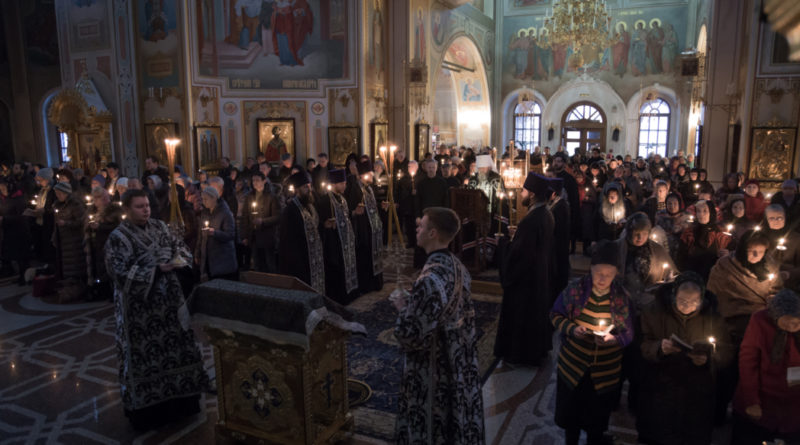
[316,169,359,304]
[393,207,485,445]
[105,189,207,429]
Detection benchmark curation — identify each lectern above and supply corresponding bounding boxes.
[189,274,365,444]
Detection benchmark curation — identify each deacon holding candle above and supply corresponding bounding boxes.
[637,271,732,444]
[241,172,280,273]
[316,169,359,304]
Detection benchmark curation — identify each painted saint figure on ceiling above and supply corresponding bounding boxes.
[272,0,313,66]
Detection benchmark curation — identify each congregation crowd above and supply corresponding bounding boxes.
[1,143,799,444]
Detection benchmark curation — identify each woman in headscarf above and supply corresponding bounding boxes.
[715,172,744,209]
[731,289,800,444]
[593,181,631,242]
[655,192,690,259]
[761,204,800,289]
[707,229,782,424]
[676,200,732,281]
[637,272,732,445]
[720,196,752,249]
[550,240,634,445]
[743,179,768,223]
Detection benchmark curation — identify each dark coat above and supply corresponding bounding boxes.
[53,196,87,280]
[495,203,554,365]
[611,237,676,310]
[241,188,280,249]
[0,191,32,261]
[549,197,571,301]
[556,169,581,241]
[85,203,123,284]
[414,175,450,216]
[196,200,237,278]
[677,225,733,281]
[638,284,733,444]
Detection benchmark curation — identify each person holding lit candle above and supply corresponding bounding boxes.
[52,181,87,289]
[278,172,326,294]
[195,186,238,281]
[707,229,782,422]
[593,181,630,242]
[0,178,32,285]
[730,289,800,444]
[550,240,634,445]
[84,187,123,300]
[637,271,732,445]
[760,204,800,288]
[241,172,280,273]
[316,169,359,304]
[720,196,753,244]
[676,200,732,281]
[345,160,384,293]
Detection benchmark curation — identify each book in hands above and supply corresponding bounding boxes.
[789,367,800,387]
[669,334,714,355]
[593,324,614,337]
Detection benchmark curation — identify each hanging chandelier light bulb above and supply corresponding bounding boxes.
[543,0,618,68]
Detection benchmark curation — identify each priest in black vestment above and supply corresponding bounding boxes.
[552,152,581,253]
[494,173,555,365]
[346,160,384,293]
[317,169,360,304]
[413,159,451,267]
[547,176,572,302]
[278,172,325,293]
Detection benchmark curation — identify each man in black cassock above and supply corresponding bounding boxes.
[547,176,572,302]
[396,160,419,249]
[346,160,384,293]
[494,173,555,366]
[552,152,581,253]
[278,172,325,293]
[316,169,360,304]
[414,159,451,267]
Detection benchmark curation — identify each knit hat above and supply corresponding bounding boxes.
[54,181,72,194]
[116,177,129,188]
[769,289,800,321]
[476,155,493,168]
[523,173,549,196]
[591,239,619,267]
[36,167,53,181]
[92,175,106,187]
[782,179,798,190]
[328,169,346,184]
[357,160,373,175]
[201,185,219,200]
[287,171,311,188]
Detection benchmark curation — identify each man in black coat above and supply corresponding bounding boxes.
[494,173,555,365]
[311,153,332,193]
[241,172,280,273]
[547,177,571,301]
[552,152,581,253]
[413,159,450,267]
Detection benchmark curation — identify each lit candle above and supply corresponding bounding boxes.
[651,233,658,240]
[778,237,787,250]
[708,336,716,353]
[288,185,294,193]
[659,167,664,172]
[695,183,700,190]
[121,214,126,220]
[766,193,772,199]
[55,209,59,214]
[754,225,761,231]
[204,220,209,230]
[251,201,257,215]
[585,187,589,192]
[769,273,775,281]
[30,199,36,205]
[724,224,733,235]
[593,178,598,186]
[327,184,335,216]
[661,262,670,281]
[89,214,94,221]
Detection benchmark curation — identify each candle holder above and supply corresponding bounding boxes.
[378,145,404,246]
[164,138,183,229]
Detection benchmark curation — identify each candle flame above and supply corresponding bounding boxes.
[708,336,715,344]
[769,273,775,280]
[754,225,761,231]
[204,220,209,227]
[662,262,669,269]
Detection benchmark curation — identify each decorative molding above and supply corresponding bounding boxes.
[244,101,305,123]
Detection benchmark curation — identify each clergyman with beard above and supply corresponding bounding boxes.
[278,171,326,294]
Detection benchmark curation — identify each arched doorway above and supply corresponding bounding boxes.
[561,102,606,155]
[431,35,490,152]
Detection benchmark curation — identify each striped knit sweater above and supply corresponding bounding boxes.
[550,275,634,394]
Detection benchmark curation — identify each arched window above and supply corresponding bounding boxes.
[638,98,670,157]
[513,101,541,151]
[566,104,604,123]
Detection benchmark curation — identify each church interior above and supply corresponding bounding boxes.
[2,0,800,444]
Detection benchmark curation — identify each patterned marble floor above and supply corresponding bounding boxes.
[0,250,732,444]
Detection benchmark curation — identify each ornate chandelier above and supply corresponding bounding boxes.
[543,0,617,67]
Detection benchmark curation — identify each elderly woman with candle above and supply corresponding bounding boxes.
[731,289,800,444]
[195,186,238,281]
[761,204,800,288]
[707,229,782,424]
[550,240,634,445]
[676,200,732,281]
[636,271,732,445]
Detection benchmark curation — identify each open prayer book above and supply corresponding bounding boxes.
[669,334,713,355]
[593,324,614,337]
[789,367,800,387]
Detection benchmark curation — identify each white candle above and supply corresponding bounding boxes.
[708,336,716,353]
[769,273,775,280]
[754,225,761,231]
[204,220,209,230]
